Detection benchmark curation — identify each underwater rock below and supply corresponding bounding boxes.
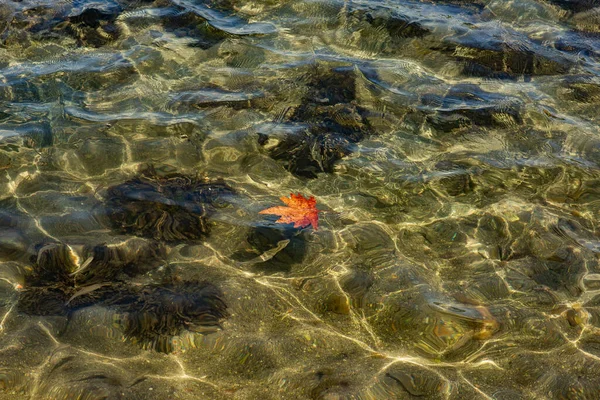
[6,5,58,39]
[217,39,266,68]
[5,1,124,48]
[331,7,430,55]
[545,0,600,12]
[231,226,307,273]
[37,350,134,400]
[339,268,374,309]
[73,240,165,284]
[430,160,475,197]
[0,4,13,37]
[555,217,600,253]
[0,203,31,261]
[103,169,235,241]
[69,280,228,352]
[557,75,600,103]
[17,242,227,353]
[553,31,600,59]
[159,0,276,51]
[25,240,165,286]
[62,6,122,48]
[475,213,512,260]
[75,138,125,176]
[0,122,53,150]
[570,7,600,32]
[0,201,35,262]
[30,242,78,284]
[259,66,374,178]
[170,86,265,111]
[362,10,429,41]
[524,248,586,296]
[422,84,523,131]
[161,8,229,50]
[18,286,72,316]
[18,240,165,317]
[308,369,356,399]
[437,26,573,78]
[382,363,450,397]
[0,229,28,260]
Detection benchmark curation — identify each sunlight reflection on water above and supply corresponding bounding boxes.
[1,0,600,398]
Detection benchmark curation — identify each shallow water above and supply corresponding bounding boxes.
[1,0,600,398]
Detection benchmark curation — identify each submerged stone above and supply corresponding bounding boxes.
[16,242,228,353]
[5,1,124,48]
[438,26,574,78]
[545,0,600,12]
[339,268,374,308]
[71,280,228,352]
[259,66,375,178]
[557,75,600,103]
[63,7,122,47]
[0,229,28,260]
[430,160,476,197]
[231,226,307,273]
[18,286,72,316]
[422,84,523,131]
[103,169,235,241]
[382,363,450,397]
[160,9,229,49]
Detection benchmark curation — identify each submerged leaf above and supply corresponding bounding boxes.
[259,193,321,230]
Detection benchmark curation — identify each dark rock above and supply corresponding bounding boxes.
[431,160,475,196]
[422,84,523,131]
[169,87,264,112]
[64,7,122,48]
[364,11,429,40]
[260,66,374,178]
[545,0,600,13]
[339,268,374,308]
[112,280,227,347]
[0,229,28,260]
[73,241,165,284]
[557,75,600,103]
[103,168,235,241]
[308,368,355,399]
[17,242,227,353]
[439,27,574,78]
[7,1,123,48]
[231,226,307,273]
[18,286,71,316]
[161,9,230,49]
[383,363,449,397]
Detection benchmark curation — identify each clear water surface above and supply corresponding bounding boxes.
[1,0,600,398]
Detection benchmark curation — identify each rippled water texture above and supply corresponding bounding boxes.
[1,0,600,398]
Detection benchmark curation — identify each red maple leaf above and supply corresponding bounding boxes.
[259,193,321,230]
